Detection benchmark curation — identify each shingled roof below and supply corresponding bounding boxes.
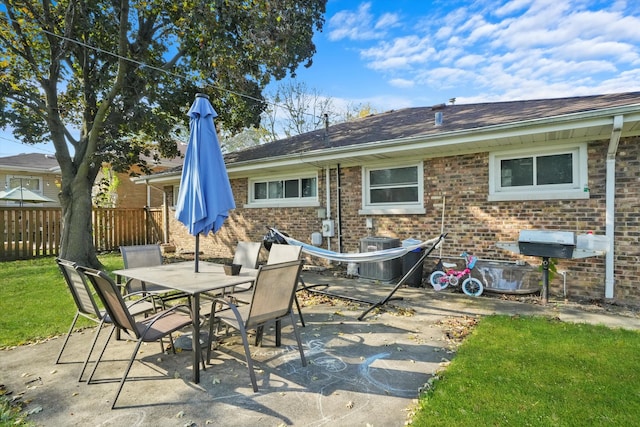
[0,153,60,172]
[224,91,640,164]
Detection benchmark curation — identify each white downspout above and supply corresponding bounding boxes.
[605,115,623,299]
[325,166,331,252]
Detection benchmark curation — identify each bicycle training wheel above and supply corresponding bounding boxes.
[462,277,484,297]
[429,271,448,290]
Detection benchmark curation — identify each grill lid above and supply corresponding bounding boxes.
[518,230,575,245]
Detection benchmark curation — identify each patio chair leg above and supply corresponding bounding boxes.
[111,338,145,409]
[255,326,264,346]
[289,312,307,366]
[238,325,259,392]
[55,312,80,364]
[294,295,305,327]
[78,319,107,382]
[87,325,117,385]
[275,320,282,347]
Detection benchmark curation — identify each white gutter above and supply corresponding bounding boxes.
[131,104,640,185]
[226,106,640,174]
[605,115,623,298]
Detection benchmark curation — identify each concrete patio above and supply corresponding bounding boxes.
[2,271,639,426]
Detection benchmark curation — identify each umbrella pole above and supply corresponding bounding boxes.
[195,234,200,272]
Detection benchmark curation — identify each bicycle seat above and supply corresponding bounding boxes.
[442,262,457,269]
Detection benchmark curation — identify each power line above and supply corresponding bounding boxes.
[0,133,56,155]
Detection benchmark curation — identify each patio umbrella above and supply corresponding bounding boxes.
[0,187,56,206]
[175,93,236,272]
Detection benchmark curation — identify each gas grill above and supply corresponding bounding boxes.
[496,229,606,304]
[517,230,575,259]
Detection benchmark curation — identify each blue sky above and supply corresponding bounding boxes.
[2,0,640,156]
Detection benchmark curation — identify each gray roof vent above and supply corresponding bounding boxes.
[431,103,445,126]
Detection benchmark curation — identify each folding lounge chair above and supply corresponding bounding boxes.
[206,260,306,392]
[54,258,156,382]
[79,266,193,409]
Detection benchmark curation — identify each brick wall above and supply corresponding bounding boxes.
[165,136,640,304]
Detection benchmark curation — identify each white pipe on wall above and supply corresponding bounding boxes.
[605,115,623,299]
[325,166,331,252]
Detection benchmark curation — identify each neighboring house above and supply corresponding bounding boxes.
[0,153,62,206]
[136,92,640,304]
[1,145,186,208]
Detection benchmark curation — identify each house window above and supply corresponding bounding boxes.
[4,175,44,205]
[7,175,41,192]
[172,184,179,206]
[360,163,425,214]
[247,174,318,207]
[489,144,588,201]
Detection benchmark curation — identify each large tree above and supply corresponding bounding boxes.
[0,0,326,267]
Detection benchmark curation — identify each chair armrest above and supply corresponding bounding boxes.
[122,292,162,310]
[210,297,245,324]
[139,304,193,335]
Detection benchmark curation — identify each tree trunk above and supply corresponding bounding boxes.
[58,179,101,269]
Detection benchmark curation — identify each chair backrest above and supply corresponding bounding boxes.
[120,244,164,292]
[246,260,303,328]
[56,258,102,318]
[232,241,262,269]
[266,244,302,265]
[79,266,139,337]
[120,244,163,268]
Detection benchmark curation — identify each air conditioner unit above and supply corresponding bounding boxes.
[359,237,401,282]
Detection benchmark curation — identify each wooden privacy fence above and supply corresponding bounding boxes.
[0,207,163,261]
[0,207,62,261]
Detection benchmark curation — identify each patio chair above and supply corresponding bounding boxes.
[120,244,187,304]
[54,258,156,382]
[225,243,306,330]
[78,266,193,409]
[233,241,262,269]
[266,244,306,327]
[206,260,307,392]
[226,241,262,294]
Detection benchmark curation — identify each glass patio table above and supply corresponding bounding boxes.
[114,261,257,383]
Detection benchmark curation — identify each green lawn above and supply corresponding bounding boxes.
[411,315,640,426]
[0,254,123,348]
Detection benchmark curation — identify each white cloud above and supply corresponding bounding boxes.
[455,54,486,68]
[328,2,399,41]
[388,78,415,88]
[361,35,435,70]
[323,0,640,106]
[375,12,401,30]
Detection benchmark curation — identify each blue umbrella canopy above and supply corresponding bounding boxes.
[175,93,236,271]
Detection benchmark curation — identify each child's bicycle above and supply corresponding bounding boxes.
[429,252,484,297]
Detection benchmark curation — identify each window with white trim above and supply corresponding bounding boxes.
[7,175,42,192]
[4,175,44,205]
[489,144,589,201]
[247,174,318,207]
[360,163,425,214]
[172,184,179,206]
